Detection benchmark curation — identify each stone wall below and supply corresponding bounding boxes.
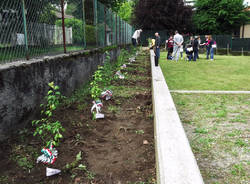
[0,47,121,140]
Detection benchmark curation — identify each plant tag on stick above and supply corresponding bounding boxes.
[96,113,105,119]
[121,64,127,69]
[101,90,113,101]
[46,167,61,176]
[129,57,135,63]
[37,144,58,164]
[91,100,103,114]
[115,71,125,79]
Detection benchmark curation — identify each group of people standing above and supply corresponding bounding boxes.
[165,31,184,62]
[131,28,217,66]
[151,31,183,66]
[166,34,216,62]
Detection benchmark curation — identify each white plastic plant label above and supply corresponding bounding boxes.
[101,90,113,101]
[96,113,105,119]
[115,71,125,79]
[129,57,135,63]
[46,167,61,177]
[121,64,127,69]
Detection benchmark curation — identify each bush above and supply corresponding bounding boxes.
[56,18,96,45]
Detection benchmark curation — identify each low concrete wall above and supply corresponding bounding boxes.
[0,47,122,140]
[150,50,204,184]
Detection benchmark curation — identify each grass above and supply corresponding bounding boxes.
[172,93,250,183]
[160,52,250,90]
[0,45,84,64]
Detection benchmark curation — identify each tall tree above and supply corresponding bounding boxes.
[193,0,249,34]
[99,0,126,12]
[133,0,193,33]
[117,0,135,23]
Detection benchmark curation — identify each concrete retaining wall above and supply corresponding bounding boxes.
[0,47,121,140]
[150,50,204,184]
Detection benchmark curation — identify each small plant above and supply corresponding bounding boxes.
[231,163,246,177]
[0,176,8,183]
[32,82,65,147]
[65,151,82,170]
[235,139,247,147]
[16,156,34,170]
[78,164,95,180]
[90,66,103,100]
[108,105,119,113]
[135,130,144,135]
[194,128,208,134]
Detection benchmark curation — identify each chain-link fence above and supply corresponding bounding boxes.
[0,0,134,64]
[141,30,250,53]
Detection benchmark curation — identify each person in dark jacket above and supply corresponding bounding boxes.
[166,35,174,60]
[192,36,199,61]
[155,32,161,66]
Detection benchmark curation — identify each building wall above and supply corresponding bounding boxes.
[240,24,250,38]
[0,47,121,140]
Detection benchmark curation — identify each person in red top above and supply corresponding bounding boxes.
[165,35,174,60]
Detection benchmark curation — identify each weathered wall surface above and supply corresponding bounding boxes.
[0,47,121,140]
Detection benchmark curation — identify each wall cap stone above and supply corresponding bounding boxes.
[150,50,204,184]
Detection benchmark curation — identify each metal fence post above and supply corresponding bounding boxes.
[21,0,29,60]
[93,0,98,47]
[110,11,113,45]
[119,18,121,45]
[104,7,107,46]
[116,15,118,45]
[82,0,86,49]
[61,0,67,53]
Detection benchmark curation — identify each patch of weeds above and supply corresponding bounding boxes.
[75,133,82,142]
[64,82,90,106]
[86,123,93,130]
[16,156,33,170]
[108,105,120,114]
[72,121,83,127]
[227,130,242,137]
[148,113,153,120]
[215,109,227,118]
[176,100,186,106]
[230,150,239,157]
[182,120,192,124]
[0,176,8,183]
[193,137,214,153]
[65,151,82,171]
[194,128,208,134]
[11,145,38,171]
[78,164,95,180]
[231,163,246,177]
[19,128,29,142]
[235,139,248,147]
[115,98,122,105]
[230,116,247,123]
[135,130,144,135]
[77,103,88,111]
[128,179,156,184]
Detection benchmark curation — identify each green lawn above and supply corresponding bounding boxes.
[0,45,85,64]
[160,52,250,91]
[173,93,250,184]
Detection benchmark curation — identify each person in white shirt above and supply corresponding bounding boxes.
[132,29,142,46]
[173,30,184,62]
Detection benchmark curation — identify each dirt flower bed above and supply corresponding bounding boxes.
[0,52,156,184]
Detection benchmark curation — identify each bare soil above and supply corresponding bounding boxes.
[0,53,156,184]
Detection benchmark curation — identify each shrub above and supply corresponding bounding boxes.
[56,18,96,45]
